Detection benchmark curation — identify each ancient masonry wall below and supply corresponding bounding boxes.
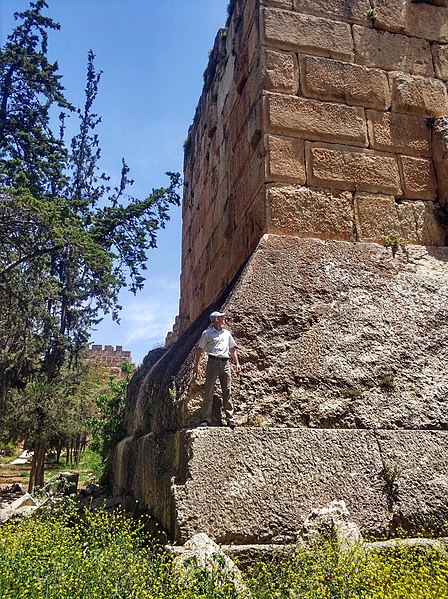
[89,344,135,376]
[175,0,448,338]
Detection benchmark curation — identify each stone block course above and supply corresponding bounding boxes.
[366,110,432,157]
[373,0,448,41]
[261,48,299,93]
[353,25,435,76]
[371,0,407,34]
[354,193,401,242]
[264,92,368,146]
[390,73,448,116]
[114,427,448,543]
[432,44,448,81]
[264,134,306,183]
[306,142,402,195]
[300,55,391,110]
[432,117,448,205]
[399,156,437,200]
[397,201,446,245]
[266,184,354,240]
[404,2,448,43]
[293,0,372,26]
[262,7,354,60]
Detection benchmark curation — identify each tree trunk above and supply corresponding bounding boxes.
[28,440,46,493]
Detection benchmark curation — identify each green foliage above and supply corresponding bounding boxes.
[366,6,377,22]
[0,0,72,196]
[0,513,447,599]
[247,539,448,599]
[0,1,180,480]
[378,374,395,390]
[383,234,409,253]
[342,388,363,398]
[90,360,132,477]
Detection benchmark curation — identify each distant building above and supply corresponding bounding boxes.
[89,344,136,378]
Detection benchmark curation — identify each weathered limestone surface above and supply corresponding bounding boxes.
[125,237,448,436]
[433,116,448,204]
[300,55,391,109]
[176,0,447,332]
[113,427,448,543]
[117,0,448,546]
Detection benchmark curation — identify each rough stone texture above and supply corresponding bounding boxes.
[113,427,448,543]
[266,185,355,240]
[170,533,250,597]
[355,193,404,242]
[354,193,446,245]
[292,0,372,26]
[300,55,391,110]
[432,43,448,81]
[126,236,448,436]
[301,500,363,547]
[366,110,432,157]
[117,0,448,547]
[261,48,298,93]
[262,7,354,60]
[306,143,401,194]
[174,0,447,333]
[399,155,437,199]
[433,116,448,205]
[390,73,448,116]
[353,25,435,76]
[264,135,305,183]
[374,0,448,41]
[397,201,447,245]
[264,92,368,146]
[404,2,448,43]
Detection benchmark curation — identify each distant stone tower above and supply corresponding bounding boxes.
[113,0,448,546]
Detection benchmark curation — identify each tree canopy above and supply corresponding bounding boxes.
[0,0,181,489]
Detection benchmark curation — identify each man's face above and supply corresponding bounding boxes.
[213,316,225,328]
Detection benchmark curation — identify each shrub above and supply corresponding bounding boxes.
[0,506,447,598]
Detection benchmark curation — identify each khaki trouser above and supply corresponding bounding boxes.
[202,357,234,423]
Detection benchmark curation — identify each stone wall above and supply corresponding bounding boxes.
[177,0,447,336]
[114,0,448,545]
[89,344,135,377]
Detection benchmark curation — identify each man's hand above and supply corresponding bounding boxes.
[193,347,203,379]
[230,347,241,375]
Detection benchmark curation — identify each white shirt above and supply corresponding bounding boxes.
[198,326,236,358]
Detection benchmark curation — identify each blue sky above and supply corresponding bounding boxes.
[1,0,228,364]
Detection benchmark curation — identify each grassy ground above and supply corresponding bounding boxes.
[0,446,103,490]
[0,503,447,599]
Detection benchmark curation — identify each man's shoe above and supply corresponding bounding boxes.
[227,420,236,430]
[199,420,209,427]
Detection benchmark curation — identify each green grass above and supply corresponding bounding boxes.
[0,504,447,599]
[1,445,104,489]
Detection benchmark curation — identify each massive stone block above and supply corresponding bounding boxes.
[113,428,448,544]
[300,55,391,110]
[262,7,354,59]
[433,117,448,205]
[264,92,368,145]
[366,110,432,157]
[116,0,448,547]
[306,143,402,194]
[292,0,371,26]
[125,236,448,436]
[390,73,448,117]
[353,25,435,76]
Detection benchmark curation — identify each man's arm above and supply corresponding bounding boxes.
[229,347,241,374]
[192,346,204,378]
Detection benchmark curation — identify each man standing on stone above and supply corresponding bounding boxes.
[193,311,241,429]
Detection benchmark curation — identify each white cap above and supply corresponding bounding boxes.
[210,311,225,320]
